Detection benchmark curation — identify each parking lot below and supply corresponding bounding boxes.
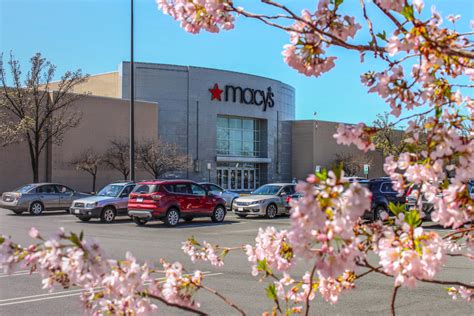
[1,209,473,315]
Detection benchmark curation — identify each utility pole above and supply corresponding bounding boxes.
[130,0,135,181]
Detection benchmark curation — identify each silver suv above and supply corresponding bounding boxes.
[1,183,90,215]
[232,183,295,218]
[70,182,135,223]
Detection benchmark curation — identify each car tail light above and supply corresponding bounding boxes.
[151,194,164,201]
[129,193,137,199]
[405,186,414,203]
[286,196,292,204]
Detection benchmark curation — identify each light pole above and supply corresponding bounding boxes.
[130,0,135,181]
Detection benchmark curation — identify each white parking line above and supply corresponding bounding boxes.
[0,271,38,278]
[0,272,223,306]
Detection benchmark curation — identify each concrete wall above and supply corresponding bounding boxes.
[48,72,120,98]
[292,120,386,180]
[0,95,158,194]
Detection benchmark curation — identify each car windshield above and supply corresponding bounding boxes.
[14,184,36,193]
[97,184,124,197]
[252,185,282,195]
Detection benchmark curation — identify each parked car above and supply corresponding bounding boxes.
[128,180,227,227]
[69,182,136,223]
[285,192,304,211]
[232,183,296,218]
[199,182,240,209]
[0,183,90,215]
[360,178,408,221]
[404,184,435,219]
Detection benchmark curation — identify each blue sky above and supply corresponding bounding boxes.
[1,0,472,123]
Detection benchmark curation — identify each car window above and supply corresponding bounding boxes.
[36,185,57,194]
[56,185,73,194]
[280,186,294,195]
[209,184,223,193]
[252,185,282,195]
[190,184,206,196]
[121,185,135,197]
[14,184,36,193]
[133,184,157,194]
[380,182,396,193]
[173,183,191,194]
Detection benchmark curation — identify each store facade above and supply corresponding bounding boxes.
[119,62,295,190]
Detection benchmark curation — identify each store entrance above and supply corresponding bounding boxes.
[216,165,259,191]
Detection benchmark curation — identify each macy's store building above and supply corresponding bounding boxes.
[83,62,294,191]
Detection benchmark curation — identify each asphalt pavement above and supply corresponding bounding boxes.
[0,208,472,315]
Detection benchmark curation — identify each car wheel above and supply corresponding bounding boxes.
[100,207,116,223]
[164,208,180,227]
[183,217,194,222]
[12,210,23,215]
[133,217,147,226]
[266,204,277,219]
[78,216,91,222]
[236,214,247,218]
[211,205,226,223]
[29,202,44,215]
[373,205,386,221]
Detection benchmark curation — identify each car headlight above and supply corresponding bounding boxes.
[254,200,266,204]
[85,202,97,208]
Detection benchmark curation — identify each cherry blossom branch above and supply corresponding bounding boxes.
[391,285,400,316]
[304,263,318,316]
[373,1,407,33]
[443,227,474,240]
[360,260,474,289]
[198,284,247,316]
[142,292,208,315]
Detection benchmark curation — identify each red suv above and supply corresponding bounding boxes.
[128,180,227,227]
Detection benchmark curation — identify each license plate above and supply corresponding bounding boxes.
[4,198,12,202]
[72,209,80,214]
[137,198,143,202]
[238,207,243,211]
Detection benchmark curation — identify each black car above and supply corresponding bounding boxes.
[358,178,407,221]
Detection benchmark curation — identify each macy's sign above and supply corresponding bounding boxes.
[209,83,275,111]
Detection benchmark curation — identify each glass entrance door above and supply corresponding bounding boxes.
[217,165,258,191]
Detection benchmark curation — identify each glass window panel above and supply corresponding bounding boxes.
[217,128,229,140]
[230,129,242,141]
[243,142,254,156]
[242,119,253,130]
[217,117,228,128]
[230,141,242,155]
[229,118,241,129]
[243,131,253,142]
[217,140,229,154]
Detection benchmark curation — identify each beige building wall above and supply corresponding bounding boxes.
[48,72,120,98]
[52,95,158,193]
[0,95,158,194]
[292,120,386,180]
[0,143,48,193]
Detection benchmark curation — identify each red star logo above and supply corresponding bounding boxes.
[209,83,223,101]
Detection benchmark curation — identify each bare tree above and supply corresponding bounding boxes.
[104,139,130,180]
[71,148,103,193]
[333,153,373,177]
[0,52,88,182]
[372,112,428,157]
[372,112,407,157]
[136,139,189,179]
